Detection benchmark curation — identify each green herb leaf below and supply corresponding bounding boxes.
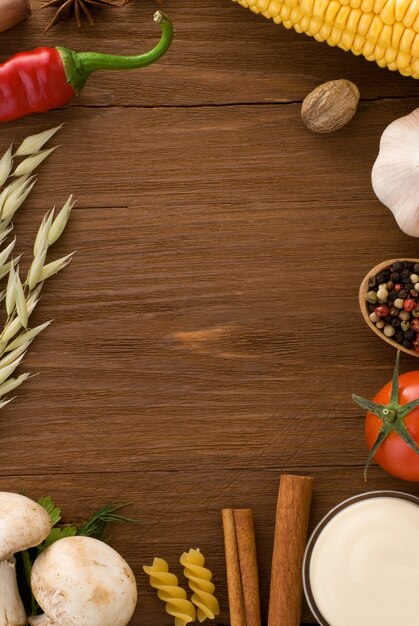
[38,496,62,526]
[40,526,77,551]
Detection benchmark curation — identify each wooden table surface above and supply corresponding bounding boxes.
[1,1,419,624]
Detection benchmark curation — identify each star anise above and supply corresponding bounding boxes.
[41,0,131,32]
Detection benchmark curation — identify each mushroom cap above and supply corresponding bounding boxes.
[0,492,51,558]
[31,536,137,626]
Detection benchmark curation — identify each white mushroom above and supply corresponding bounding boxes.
[0,492,51,626]
[372,107,419,237]
[28,536,137,626]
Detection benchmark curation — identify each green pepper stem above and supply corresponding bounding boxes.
[57,11,173,94]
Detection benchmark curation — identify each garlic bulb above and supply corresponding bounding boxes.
[372,108,419,238]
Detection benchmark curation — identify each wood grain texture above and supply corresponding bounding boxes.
[0,1,418,625]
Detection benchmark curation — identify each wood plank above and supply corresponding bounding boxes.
[0,0,417,109]
[0,101,418,481]
[3,468,418,625]
[0,5,417,625]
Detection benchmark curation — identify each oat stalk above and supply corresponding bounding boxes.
[0,126,75,407]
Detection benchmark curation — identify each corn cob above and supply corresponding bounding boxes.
[233,0,419,78]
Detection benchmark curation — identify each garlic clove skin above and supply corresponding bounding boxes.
[372,108,419,238]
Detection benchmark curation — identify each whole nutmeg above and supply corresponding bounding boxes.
[301,79,360,134]
[0,0,31,33]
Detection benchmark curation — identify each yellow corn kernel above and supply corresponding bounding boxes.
[334,4,351,28]
[412,34,419,55]
[414,13,419,30]
[360,0,374,12]
[373,0,387,13]
[325,0,342,23]
[400,26,415,51]
[362,39,376,54]
[385,45,398,61]
[300,0,315,14]
[358,11,374,34]
[290,6,304,24]
[380,0,395,23]
[282,18,295,27]
[313,0,330,19]
[284,0,299,7]
[395,0,411,22]
[341,29,356,45]
[267,0,282,17]
[413,57,419,74]
[392,21,405,46]
[374,44,387,58]
[300,13,311,29]
[346,8,362,31]
[366,14,384,41]
[256,0,270,10]
[280,3,292,20]
[319,22,333,37]
[350,0,362,7]
[330,25,343,42]
[309,16,323,33]
[403,0,419,27]
[396,49,411,67]
[378,24,393,46]
[353,32,366,50]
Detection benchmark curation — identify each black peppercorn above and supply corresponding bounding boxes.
[402,339,413,350]
[391,318,401,328]
[404,282,413,291]
[399,289,408,299]
[377,270,391,283]
[392,262,402,271]
[389,291,399,301]
[384,315,392,323]
[401,270,411,282]
[404,329,416,341]
[368,276,376,288]
[368,303,376,313]
[390,272,400,282]
[414,263,419,274]
[394,331,403,343]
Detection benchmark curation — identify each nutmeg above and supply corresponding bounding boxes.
[301,79,360,134]
[0,0,31,33]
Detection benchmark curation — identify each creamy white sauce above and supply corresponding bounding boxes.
[309,497,419,626]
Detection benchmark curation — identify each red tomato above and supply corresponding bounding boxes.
[366,371,419,482]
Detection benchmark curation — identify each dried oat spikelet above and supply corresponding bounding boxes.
[143,558,196,626]
[180,549,220,622]
[0,125,75,406]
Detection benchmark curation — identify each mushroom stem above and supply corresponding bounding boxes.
[0,558,26,626]
[28,615,54,626]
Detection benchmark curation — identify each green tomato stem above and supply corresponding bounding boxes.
[352,351,419,480]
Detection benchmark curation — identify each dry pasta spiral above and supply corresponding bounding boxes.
[180,549,220,622]
[143,557,196,626]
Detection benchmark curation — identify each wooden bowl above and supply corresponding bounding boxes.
[359,258,419,358]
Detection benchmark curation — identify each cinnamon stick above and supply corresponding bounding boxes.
[268,474,313,626]
[222,508,261,626]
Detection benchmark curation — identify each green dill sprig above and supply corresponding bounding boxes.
[77,503,135,539]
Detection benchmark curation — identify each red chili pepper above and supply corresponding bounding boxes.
[0,11,173,124]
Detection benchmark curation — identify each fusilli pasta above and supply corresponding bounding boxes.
[143,557,196,626]
[180,549,220,622]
